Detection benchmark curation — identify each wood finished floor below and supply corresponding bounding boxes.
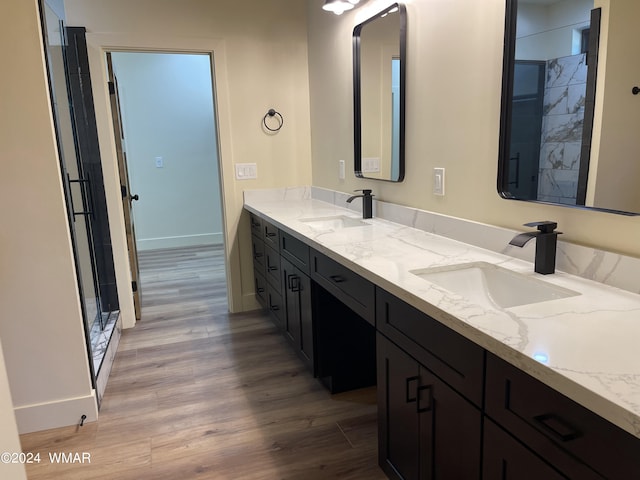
[20,245,385,479]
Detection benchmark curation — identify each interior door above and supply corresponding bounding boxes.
[106,53,142,321]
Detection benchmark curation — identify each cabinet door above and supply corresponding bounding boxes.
[282,257,300,347]
[419,366,481,480]
[378,334,482,480]
[377,333,421,480]
[483,419,569,480]
[281,257,314,372]
[298,271,313,367]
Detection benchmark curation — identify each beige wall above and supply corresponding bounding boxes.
[308,0,640,257]
[590,0,640,212]
[65,0,313,319]
[0,0,96,434]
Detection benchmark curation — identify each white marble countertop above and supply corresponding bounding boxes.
[244,193,640,439]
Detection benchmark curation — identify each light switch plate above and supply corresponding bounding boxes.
[155,156,163,168]
[433,167,445,196]
[362,157,380,173]
[235,163,258,180]
[339,160,345,180]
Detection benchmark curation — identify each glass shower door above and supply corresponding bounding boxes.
[41,3,111,388]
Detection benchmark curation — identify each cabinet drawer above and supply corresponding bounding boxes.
[249,212,262,237]
[483,418,601,479]
[251,237,265,272]
[254,268,267,307]
[280,231,310,274]
[263,219,280,250]
[485,353,640,479]
[267,286,284,330]
[376,288,484,406]
[311,251,374,325]
[265,245,281,293]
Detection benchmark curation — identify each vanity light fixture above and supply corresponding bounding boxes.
[322,0,355,15]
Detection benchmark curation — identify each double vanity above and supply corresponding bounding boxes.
[244,187,640,479]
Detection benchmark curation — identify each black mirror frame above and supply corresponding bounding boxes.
[353,2,406,182]
[496,1,634,215]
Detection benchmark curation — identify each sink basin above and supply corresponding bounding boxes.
[411,262,580,309]
[298,215,369,230]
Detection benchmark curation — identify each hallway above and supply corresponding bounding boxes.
[20,245,384,479]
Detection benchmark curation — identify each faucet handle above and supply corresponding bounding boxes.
[523,221,558,234]
[354,189,373,196]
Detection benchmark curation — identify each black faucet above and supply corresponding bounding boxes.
[509,221,562,275]
[346,189,373,219]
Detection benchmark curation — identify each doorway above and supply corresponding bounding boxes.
[107,51,226,317]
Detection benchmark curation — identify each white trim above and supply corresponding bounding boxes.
[136,233,224,251]
[84,33,238,326]
[14,393,98,434]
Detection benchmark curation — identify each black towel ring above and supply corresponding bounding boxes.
[633,86,640,95]
[263,108,284,132]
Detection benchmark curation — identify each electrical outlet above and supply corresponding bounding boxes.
[433,167,445,196]
[155,156,163,168]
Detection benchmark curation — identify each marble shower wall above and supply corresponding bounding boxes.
[537,53,587,204]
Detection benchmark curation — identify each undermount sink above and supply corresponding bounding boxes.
[411,262,580,309]
[298,215,369,230]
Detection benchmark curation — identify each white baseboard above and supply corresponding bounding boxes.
[241,292,262,312]
[136,232,223,251]
[14,393,98,434]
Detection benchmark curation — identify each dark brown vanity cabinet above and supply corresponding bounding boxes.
[281,256,314,372]
[376,289,483,480]
[248,209,640,480]
[485,353,640,480]
[377,334,482,480]
[250,213,284,328]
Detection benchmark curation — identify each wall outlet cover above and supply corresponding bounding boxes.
[362,157,380,173]
[235,163,258,180]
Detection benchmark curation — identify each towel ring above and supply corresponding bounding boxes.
[263,108,284,132]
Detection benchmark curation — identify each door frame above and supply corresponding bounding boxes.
[83,33,242,328]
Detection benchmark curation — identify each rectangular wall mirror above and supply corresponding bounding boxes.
[498,0,640,215]
[353,3,406,182]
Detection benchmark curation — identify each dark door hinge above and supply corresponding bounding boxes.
[121,185,127,198]
[108,81,115,95]
[132,281,138,292]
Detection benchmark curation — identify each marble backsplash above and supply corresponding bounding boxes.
[244,186,640,295]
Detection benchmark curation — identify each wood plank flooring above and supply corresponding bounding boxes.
[20,245,385,479]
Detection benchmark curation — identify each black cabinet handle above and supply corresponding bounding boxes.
[251,220,261,228]
[253,253,263,259]
[406,376,419,403]
[417,384,433,413]
[270,304,280,312]
[330,275,346,283]
[533,414,582,442]
[287,274,301,292]
[257,287,265,294]
[268,265,278,272]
